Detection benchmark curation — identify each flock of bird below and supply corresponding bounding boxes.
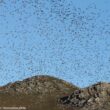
[0,0,110,87]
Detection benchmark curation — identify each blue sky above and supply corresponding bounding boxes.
[0,0,110,87]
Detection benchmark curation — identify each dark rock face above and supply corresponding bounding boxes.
[58,89,88,107]
[58,82,110,110]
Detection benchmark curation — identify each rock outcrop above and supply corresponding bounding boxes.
[58,82,110,110]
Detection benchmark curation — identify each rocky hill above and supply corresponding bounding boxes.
[0,75,77,95]
[0,75,77,110]
[58,82,110,110]
[0,75,110,110]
